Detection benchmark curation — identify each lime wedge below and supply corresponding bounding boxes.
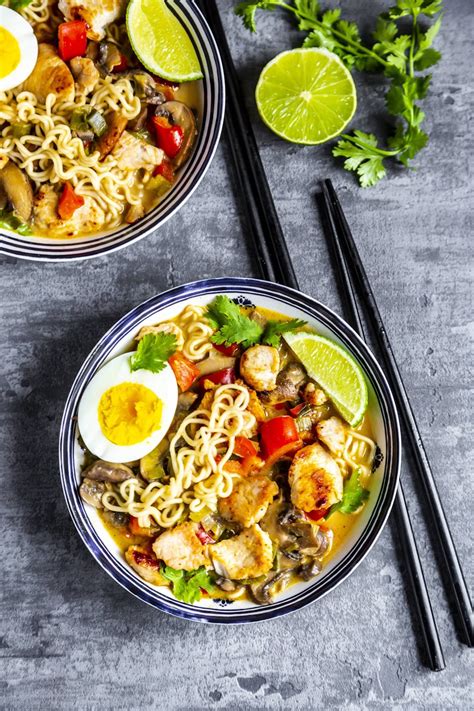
[255,48,356,145]
[126,0,203,82]
[283,331,368,426]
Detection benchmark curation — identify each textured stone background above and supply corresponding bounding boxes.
[1,0,473,709]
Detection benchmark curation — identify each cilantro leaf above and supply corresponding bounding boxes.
[328,467,369,517]
[333,132,387,187]
[161,565,215,604]
[262,318,307,347]
[206,295,264,348]
[130,332,177,374]
[234,1,275,31]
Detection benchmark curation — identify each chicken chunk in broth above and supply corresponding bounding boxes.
[78,297,381,605]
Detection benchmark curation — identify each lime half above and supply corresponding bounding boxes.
[126,0,203,82]
[283,331,368,426]
[255,48,356,144]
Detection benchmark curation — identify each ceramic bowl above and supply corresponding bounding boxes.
[59,277,401,623]
[0,1,225,261]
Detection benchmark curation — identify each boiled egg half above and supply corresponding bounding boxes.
[0,6,38,92]
[78,352,178,463]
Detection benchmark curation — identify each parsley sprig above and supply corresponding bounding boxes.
[206,295,306,348]
[236,0,443,186]
[327,467,369,517]
[130,332,177,374]
[161,565,215,604]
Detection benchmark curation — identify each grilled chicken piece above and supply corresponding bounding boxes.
[240,345,280,392]
[152,521,210,571]
[58,0,126,41]
[70,57,100,95]
[19,44,75,104]
[289,443,343,512]
[316,417,346,456]
[33,185,105,236]
[303,383,328,406]
[112,131,164,171]
[218,476,278,528]
[260,362,307,405]
[125,545,166,586]
[210,525,273,580]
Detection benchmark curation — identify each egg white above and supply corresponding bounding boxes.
[78,352,178,463]
[0,7,38,92]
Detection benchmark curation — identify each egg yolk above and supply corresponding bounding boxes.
[98,383,163,446]
[0,27,20,80]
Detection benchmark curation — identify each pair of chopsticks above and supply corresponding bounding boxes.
[197,0,473,669]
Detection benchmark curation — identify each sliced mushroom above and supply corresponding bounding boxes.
[260,362,307,405]
[299,559,322,581]
[97,41,123,73]
[195,354,236,377]
[79,477,106,508]
[154,101,196,168]
[140,438,168,482]
[278,505,307,527]
[0,162,33,221]
[250,570,293,604]
[102,510,129,528]
[82,460,134,482]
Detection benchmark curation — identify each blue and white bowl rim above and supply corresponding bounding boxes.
[59,277,401,624]
[0,0,225,262]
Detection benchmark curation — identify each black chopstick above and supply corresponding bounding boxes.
[197,0,299,290]
[197,0,447,671]
[322,179,474,649]
[317,192,446,672]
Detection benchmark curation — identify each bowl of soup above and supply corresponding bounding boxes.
[59,277,401,623]
[0,0,225,261]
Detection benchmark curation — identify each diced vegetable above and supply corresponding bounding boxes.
[87,109,107,137]
[12,123,32,138]
[195,524,214,545]
[57,182,85,220]
[71,107,107,138]
[112,53,128,73]
[260,416,302,463]
[0,209,32,235]
[306,508,329,522]
[289,403,305,417]
[214,342,240,357]
[58,21,87,62]
[129,516,156,537]
[153,159,174,183]
[151,115,184,159]
[234,436,258,459]
[169,351,200,391]
[197,367,236,389]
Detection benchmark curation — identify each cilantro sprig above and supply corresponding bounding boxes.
[161,565,215,604]
[236,0,443,187]
[206,296,306,348]
[327,467,369,517]
[130,332,177,374]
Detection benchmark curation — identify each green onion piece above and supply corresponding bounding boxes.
[70,108,90,132]
[0,209,32,235]
[12,123,32,138]
[130,129,153,144]
[86,109,107,137]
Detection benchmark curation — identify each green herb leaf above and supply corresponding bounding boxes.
[333,132,388,187]
[9,0,34,10]
[206,295,264,348]
[234,1,275,31]
[130,332,177,374]
[0,210,32,236]
[262,318,307,347]
[328,467,369,517]
[161,565,215,604]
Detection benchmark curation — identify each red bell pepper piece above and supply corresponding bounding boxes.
[195,524,214,545]
[153,159,175,183]
[112,53,128,72]
[306,508,329,522]
[260,416,303,463]
[58,21,87,62]
[151,116,183,159]
[234,436,258,459]
[169,352,200,391]
[57,182,84,220]
[197,367,236,390]
[289,402,305,417]
[214,342,240,357]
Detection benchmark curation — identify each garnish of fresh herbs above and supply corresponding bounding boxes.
[236,0,443,186]
[327,467,369,517]
[206,295,306,347]
[161,565,215,604]
[130,332,177,373]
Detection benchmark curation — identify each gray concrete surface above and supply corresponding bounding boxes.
[1,0,473,709]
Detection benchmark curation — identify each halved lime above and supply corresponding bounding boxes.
[255,48,356,144]
[283,331,368,426]
[126,0,203,82]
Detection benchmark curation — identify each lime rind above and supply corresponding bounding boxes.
[126,0,203,83]
[283,331,368,426]
[255,48,356,145]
